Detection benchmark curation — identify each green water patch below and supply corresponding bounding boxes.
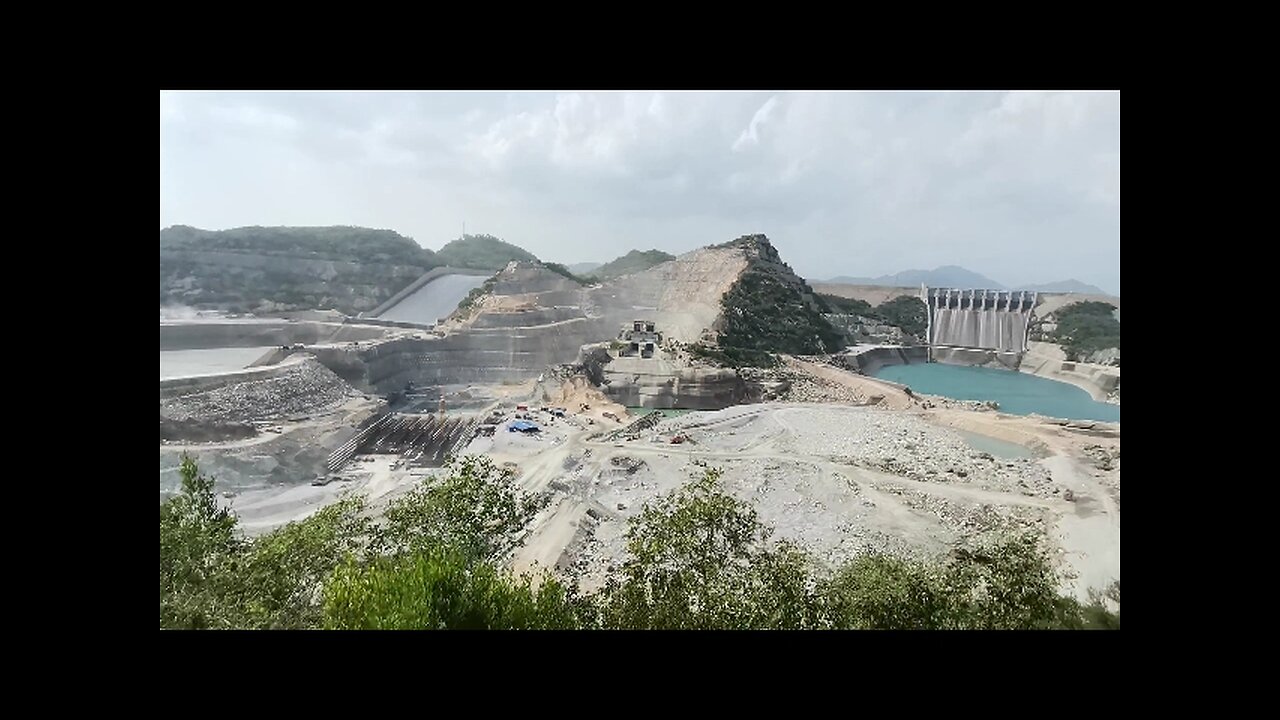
[875,363,1120,423]
[953,429,1042,460]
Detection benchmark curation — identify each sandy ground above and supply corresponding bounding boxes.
[169,367,1118,604]
[221,454,434,537]
[489,402,1119,601]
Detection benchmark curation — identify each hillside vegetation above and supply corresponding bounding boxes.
[692,236,842,367]
[592,249,676,280]
[1051,301,1120,362]
[159,225,438,315]
[161,456,1119,630]
[435,234,539,270]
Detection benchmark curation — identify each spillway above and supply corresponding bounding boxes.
[925,287,1036,353]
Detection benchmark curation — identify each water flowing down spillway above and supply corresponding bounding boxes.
[932,308,1028,352]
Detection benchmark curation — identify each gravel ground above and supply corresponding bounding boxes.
[161,358,357,423]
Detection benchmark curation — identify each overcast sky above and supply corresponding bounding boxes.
[160,90,1120,295]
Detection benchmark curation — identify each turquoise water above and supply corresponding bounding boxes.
[875,363,1120,423]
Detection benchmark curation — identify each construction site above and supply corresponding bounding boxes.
[159,234,1120,603]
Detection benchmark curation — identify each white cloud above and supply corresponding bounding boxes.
[732,95,779,152]
[160,90,1121,294]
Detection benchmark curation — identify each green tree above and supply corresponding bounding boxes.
[599,468,825,629]
[322,547,587,629]
[226,497,370,629]
[160,455,240,628]
[372,455,548,562]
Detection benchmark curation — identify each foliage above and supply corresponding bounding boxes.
[823,534,1097,629]
[816,293,929,340]
[323,548,587,629]
[687,342,779,369]
[718,271,844,358]
[454,275,499,316]
[874,296,929,338]
[160,225,438,266]
[162,457,1118,631]
[598,469,826,629]
[160,454,372,629]
[593,249,676,280]
[159,225,438,314]
[372,455,548,562]
[1051,301,1120,361]
[159,456,241,629]
[227,497,370,629]
[435,234,538,270]
[816,293,875,317]
[541,262,592,285]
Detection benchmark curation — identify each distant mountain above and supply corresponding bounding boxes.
[159,225,439,315]
[593,249,676,280]
[826,265,1005,289]
[565,262,602,275]
[1012,279,1109,295]
[435,234,539,270]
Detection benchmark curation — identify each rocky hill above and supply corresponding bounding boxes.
[159,225,438,315]
[706,235,843,365]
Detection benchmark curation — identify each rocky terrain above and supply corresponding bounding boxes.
[508,402,1113,596]
[161,357,358,423]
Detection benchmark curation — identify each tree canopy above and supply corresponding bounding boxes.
[160,456,1119,630]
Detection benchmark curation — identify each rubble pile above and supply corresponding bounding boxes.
[161,358,356,423]
[739,364,863,404]
[695,407,1060,498]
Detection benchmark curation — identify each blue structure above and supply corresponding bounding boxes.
[508,420,541,433]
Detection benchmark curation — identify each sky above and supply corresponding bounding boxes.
[160,90,1120,295]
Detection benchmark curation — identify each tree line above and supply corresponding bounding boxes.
[161,455,1119,630]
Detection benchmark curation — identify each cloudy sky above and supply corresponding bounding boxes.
[160,90,1120,294]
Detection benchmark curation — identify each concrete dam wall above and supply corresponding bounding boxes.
[372,269,492,325]
[925,288,1036,354]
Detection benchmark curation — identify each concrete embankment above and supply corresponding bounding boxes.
[1018,342,1119,402]
[160,354,312,400]
[930,346,1022,370]
[841,345,929,375]
[159,320,391,351]
[366,266,493,318]
[308,316,615,392]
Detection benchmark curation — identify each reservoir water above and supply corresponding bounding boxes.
[874,363,1120,423]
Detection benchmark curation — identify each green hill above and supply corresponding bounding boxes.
[159,225,439,315]
[593,249,676,280]
[435,234,539,270]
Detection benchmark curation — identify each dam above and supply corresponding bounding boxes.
[924,286,1036,355]
[364,267,494,327]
